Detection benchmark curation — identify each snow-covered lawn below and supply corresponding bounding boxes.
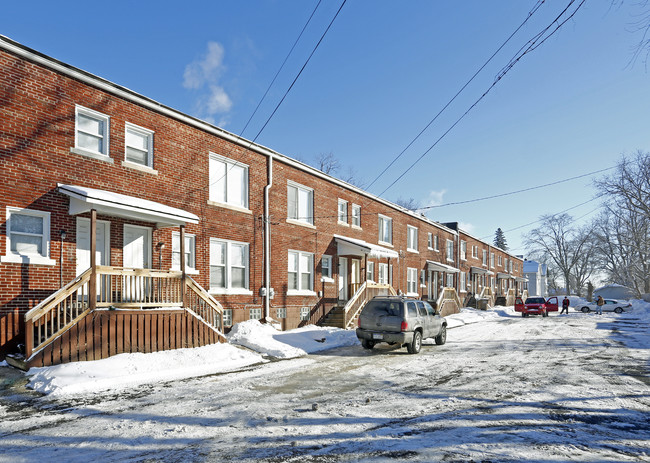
[0,300,648,462]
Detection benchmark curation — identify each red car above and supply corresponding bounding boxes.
[515,296,558,317]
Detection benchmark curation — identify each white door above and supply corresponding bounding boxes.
[123,224,151,269]
[338,257,348,301]
[76,218,110,300]
[350,259,361,294]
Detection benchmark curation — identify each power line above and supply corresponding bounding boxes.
[365,0,546,191]
[376,0,586,199]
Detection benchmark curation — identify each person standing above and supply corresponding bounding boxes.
[560,296,570,314]
[596,295,604,315]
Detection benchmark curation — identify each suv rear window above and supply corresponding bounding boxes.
[363,300,401,316]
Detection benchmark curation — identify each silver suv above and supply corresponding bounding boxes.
[356,296,447,354]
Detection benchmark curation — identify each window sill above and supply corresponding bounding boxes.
[1,254,56,266]
[207,201,252,215]
[447,259,455,263]
[378,241,393,248]
[122,160,158,175]
[351,225,362,230]
[337,221,350,227]
[320,277,335,283]
[287,290,317,297]
[407,249,419,254]
[286,219,316,229]
[406,292,419,297]
[170,268,199,275]
[70,147,114,163]
[209,288,253,296]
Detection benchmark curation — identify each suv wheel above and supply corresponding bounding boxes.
[434,325,447,345]
[361,339,375,350]
[407,331,422,354]
[581,307,590,313]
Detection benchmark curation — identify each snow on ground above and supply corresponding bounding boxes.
[21,299,650,397]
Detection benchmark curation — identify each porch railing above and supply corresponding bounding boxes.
[343,282,396,329]
[24,266,224,360]
[521,289,529,301]
[436,287,461,316]
[479,287,495,307]
[506,288,517,306]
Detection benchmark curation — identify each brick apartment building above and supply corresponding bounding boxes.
[0,35,524,365]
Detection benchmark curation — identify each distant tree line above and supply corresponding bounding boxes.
[525,152,650,297]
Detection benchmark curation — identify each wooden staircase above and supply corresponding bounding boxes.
[321,306,346,328]
[320,282,396,330]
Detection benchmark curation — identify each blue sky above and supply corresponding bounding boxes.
[2,1,648,254]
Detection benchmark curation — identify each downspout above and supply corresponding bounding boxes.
[264,154,273,320]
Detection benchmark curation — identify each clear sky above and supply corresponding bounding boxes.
[2,1,648,255]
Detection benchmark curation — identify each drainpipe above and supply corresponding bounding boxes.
[264,154,273,320]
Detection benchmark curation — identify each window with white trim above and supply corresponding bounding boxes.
[482,250,488,266]
[125,123,154,167]
[460,240,467,260]
[498,255,503,266]
[514,262,518,272]
[300,307,310,321]
[172,232,196,273]
[460,271,466,291]
[351,204,361,227]
[223,309,233,326]
[288,250,314,292]
[287,181,313,225]
[446,239,454,262]
[446,273,454,287]
[509,260,513,273]
[490,252,495,269]
[276,307,287,319]
[505,257,509,272]
[427,232,433,249]
[321,255,333,280]
[378,263,389,285]
[337,199,348,224]
[472,245,478,258]
[210,238,249,292]
[249,308,262,320]
[433,235,439,251]
[75,105,110,156]
[209,153,249,209]
[407,225,418,252]
[378,215,392,245]
[2,207,54,265]
[407,268,418,295]
[420,269,426,287]
[367,261,375,282]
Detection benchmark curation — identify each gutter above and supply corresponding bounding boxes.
[264,154,273,319]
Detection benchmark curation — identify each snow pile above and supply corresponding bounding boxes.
[226,320,358,358]
[446,306,507,328]
[27,343,264,397]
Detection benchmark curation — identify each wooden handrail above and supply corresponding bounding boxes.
[343,282,395,329]
[25,268,92,322]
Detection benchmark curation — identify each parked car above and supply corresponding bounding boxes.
[579,299,631,314]
[514,296,559,317]
[356,296,447,354]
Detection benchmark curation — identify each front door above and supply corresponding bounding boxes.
[123,224,151,269]
[76,218,110,300]
[338,257,348,301]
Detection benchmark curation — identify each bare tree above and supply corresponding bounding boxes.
[613,0,650,68]
[314,152,340,176]
[394,197,421,211]
[569,224,598,297]
[525,213,595,295]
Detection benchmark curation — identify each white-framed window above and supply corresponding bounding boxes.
[509,260,513,273]
[407,268,418,295]
[321,255,333,282]
[288,250,314,293]
[276,307,287,319]
[249,308,262,320]
[209,238,250,294]
[446,239,454,262]
[337,199,348,224]
[223,309,233,327]
[472,245,478,259]
[125,122,154,167]
[300,307,310,321]
[505,257,509,272]
[378,263,389,284]
[171,232,196,273]
[482,250,488,266]
[209,153,249,210]
[460,241,467,260]
[427,232,433,250]
[433,235,439,251]
[287,181,314,225]
[367,261,375,282]
[490,252,495,269]
[407,225,418,252]
[498,255,503,266]
[74,105,110,157]
[514,262,518,272]
[420,269,426,287]
[378,214,392,245]
[351,204,361,228]
[2,207,55,265]
[446,273,454,287]
[460,271,466,291]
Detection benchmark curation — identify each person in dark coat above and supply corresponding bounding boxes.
[560,296,570,314]
[596,295,604,315]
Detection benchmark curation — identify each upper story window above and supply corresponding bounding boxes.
[472,245,478,259]
[498,255,503,266]
[446,239,454,262]
[482,249,488,266]
[378,214,392,245]
[338,199,348,225]
[407,225,418,252]
[287,181,313,226]
[433,235,439,251]
[427,232,433,250]
[2,207,55,266]
[125,123,154,168]
[209,153,249,210]
[460,240,467,260]
[288,250,314,293]
[509,260,513,273]
[172,232,196,273]
[351,204,361,228]
[75,105,110,158]
[210,238,250,294]
[505,257,509,272]
[490,252,495,268]
[514,262,518,272]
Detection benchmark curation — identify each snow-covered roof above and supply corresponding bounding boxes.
[334,235,399,259]
[58,184,199,227]
[426,260,460,273]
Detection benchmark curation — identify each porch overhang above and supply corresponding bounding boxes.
[426,260,460,273]
[497,272,516,279]
[515,276,528,282]
[470,266,493,275]
[334,235,399,259]
[58,184,199,227]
